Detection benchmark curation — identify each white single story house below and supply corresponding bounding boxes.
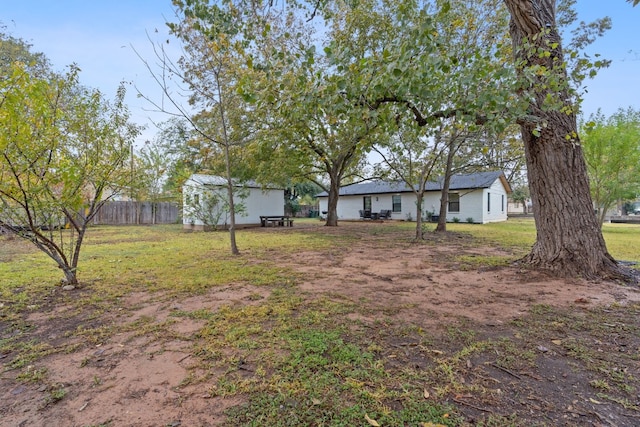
[183,174,284,230]
[316,171,511,224]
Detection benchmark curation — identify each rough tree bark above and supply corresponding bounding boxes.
[503,0,634,281]
[435,138,456,233]
[325,171,342,226]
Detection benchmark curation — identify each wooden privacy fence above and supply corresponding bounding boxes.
[91,201,180,225]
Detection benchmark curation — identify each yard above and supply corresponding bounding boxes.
[1,219,640,426]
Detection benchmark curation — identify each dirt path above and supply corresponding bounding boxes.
[2,222,640,426]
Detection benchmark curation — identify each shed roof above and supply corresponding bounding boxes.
[316,171,510,197]
[185,174,280,190]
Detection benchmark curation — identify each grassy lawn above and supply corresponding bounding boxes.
[392,216,640,263]
[1,219,639,426]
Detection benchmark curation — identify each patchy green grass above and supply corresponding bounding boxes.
[445,218,536,253]
[3,220,640,426]
[443,218,640,265]
[600,223,640,263]
[184,287,457,426]
[0,224,333,306]
[454,254,515,270]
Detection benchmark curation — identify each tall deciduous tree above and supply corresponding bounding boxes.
[328,0,520,232]
[581,108,640,227]
[252,0,383,226]
[0,28,50,76]
[133,137,176,224]
[266,71,379,226]
[372,120,445,239]
[0,60,140,285]
[503,0,633,281]
[141,0,269,254]
[152,118,198,202]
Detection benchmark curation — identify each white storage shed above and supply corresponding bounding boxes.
[183,174,284,230]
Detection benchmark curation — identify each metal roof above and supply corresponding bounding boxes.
[316,171,508,197]
[185,174,277,189]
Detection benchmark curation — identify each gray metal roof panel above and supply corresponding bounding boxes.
[316,171,505,197]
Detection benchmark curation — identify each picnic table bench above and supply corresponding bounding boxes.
[260,215,294,227]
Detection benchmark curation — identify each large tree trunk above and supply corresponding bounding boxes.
[435,140,456,233]
[504,0,633,281]
[325,175,340,226]
[415,191,424,240]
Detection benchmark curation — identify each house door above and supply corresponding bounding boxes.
[363,196,372,212]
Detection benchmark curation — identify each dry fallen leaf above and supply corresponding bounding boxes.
[551,339,562,345]
[365,413,380,426]
[311,398,321,405]
[423,389,430,399]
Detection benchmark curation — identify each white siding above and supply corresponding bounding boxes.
[456,190,484,223]
[319,193,413,220]
[183,176,283,228]
[242,188,284,224]
[483,179,509,223]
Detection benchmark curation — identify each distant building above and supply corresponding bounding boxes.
[182,174,284,230]
[316,171,511,224]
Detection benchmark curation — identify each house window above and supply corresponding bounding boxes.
[194,193,200,206]
[501,195,504,212]
[448,193,460,213]
[392,195,402,212]
[363,196,371,211]
[487,192,491,212]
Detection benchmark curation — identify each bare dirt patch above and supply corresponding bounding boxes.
[2,222,640,426]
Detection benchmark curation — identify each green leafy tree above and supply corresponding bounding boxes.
[326,0,519,234]
[151,118,197,202]
[0,27,50,77]
[581,108,640,227]
[131,136,177,224]
[183,182,248,230]
[510,185,530,214]
[265,72,379,226]
[250,1,382,226]
[374,123,442,239]
[503,0,634,281]
[433,122,483,233]
[458,125,526,184]
[0,59,140,285]
[140,0,269,254]
[285,182,323,217]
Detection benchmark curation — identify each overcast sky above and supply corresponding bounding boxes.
[3,1,639,145]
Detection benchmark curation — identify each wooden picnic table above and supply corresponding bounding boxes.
[260,215,294,227]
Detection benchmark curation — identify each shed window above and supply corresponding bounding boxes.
[487,192,491,212]
[392,195,402,212]
[501,195,504,212]
[448,193,460,213]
